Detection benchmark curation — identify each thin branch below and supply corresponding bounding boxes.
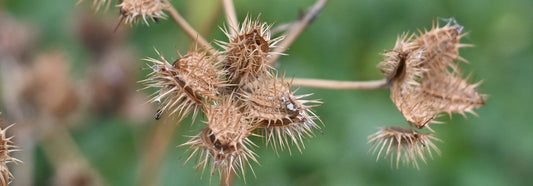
[40,126,107,185]
[220,171,235,186]
[137,118,179,186]
[222,0,238,36]
[165,5,216,54]
[291,78,388,90]
[268,0,328,64]
[198,1,223,37]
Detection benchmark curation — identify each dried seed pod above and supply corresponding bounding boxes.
[412,20,469,73]
[240,76,321,153]
[420,70,486,117]
[378,34,426,87]
[182,97,257,183]
[390,84,438,129]
[368,126,440,169]
[219,16,284,86]
[0,123,21,186]
[117,0,170,25]
[141,48,222,121]
[380,19,486,128]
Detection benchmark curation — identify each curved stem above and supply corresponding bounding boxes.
[222,0,238,36]
[291,78,388,90]
[166,5,216,54]
[268,0,328,64]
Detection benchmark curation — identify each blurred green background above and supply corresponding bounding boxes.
[2,0,533,185]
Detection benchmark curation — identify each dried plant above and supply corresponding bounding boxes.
[239,76,321,153]
[73,0,488,185]
[138,14,322,182]
[182,96,258,182]
[141,48,222,121]
[218,16,283,86]
[117,0,170,25]
[0,121,21,186]
[368,19,487,167]
[379,20,487,129]
[368,126,440,169]
[20,51,79,121]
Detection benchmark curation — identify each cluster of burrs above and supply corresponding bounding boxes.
[369,19,487,169]
[141,16,321,182]
[79,0,323,183]
[80,0,486,176]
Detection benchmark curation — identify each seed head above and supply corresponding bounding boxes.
[378,33,425,87]
[420,69,486,117]
[379,19,486,128]
[181,97,258,183]
[0,122,21,186]
[240,76,321,153]
[141,48,222,121]
[368,126,440,169]
[219,16,284,86]
[117,0,170,25]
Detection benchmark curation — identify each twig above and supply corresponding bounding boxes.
[220,171,235,186]
[137,118,179,186]
[40,126,107,185]
[222,0,238,35]
[268,0,328,64]
[165,5,216,54]
[291,78,388,90]
[198,1,223,37]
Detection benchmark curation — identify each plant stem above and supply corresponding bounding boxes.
[268,0,328,64]
[166,5,216,54]
[40,126,106,185]
[291,78,388,90]
[222,0,238,36]
[137,118,178,186]
[220,171,235,186]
